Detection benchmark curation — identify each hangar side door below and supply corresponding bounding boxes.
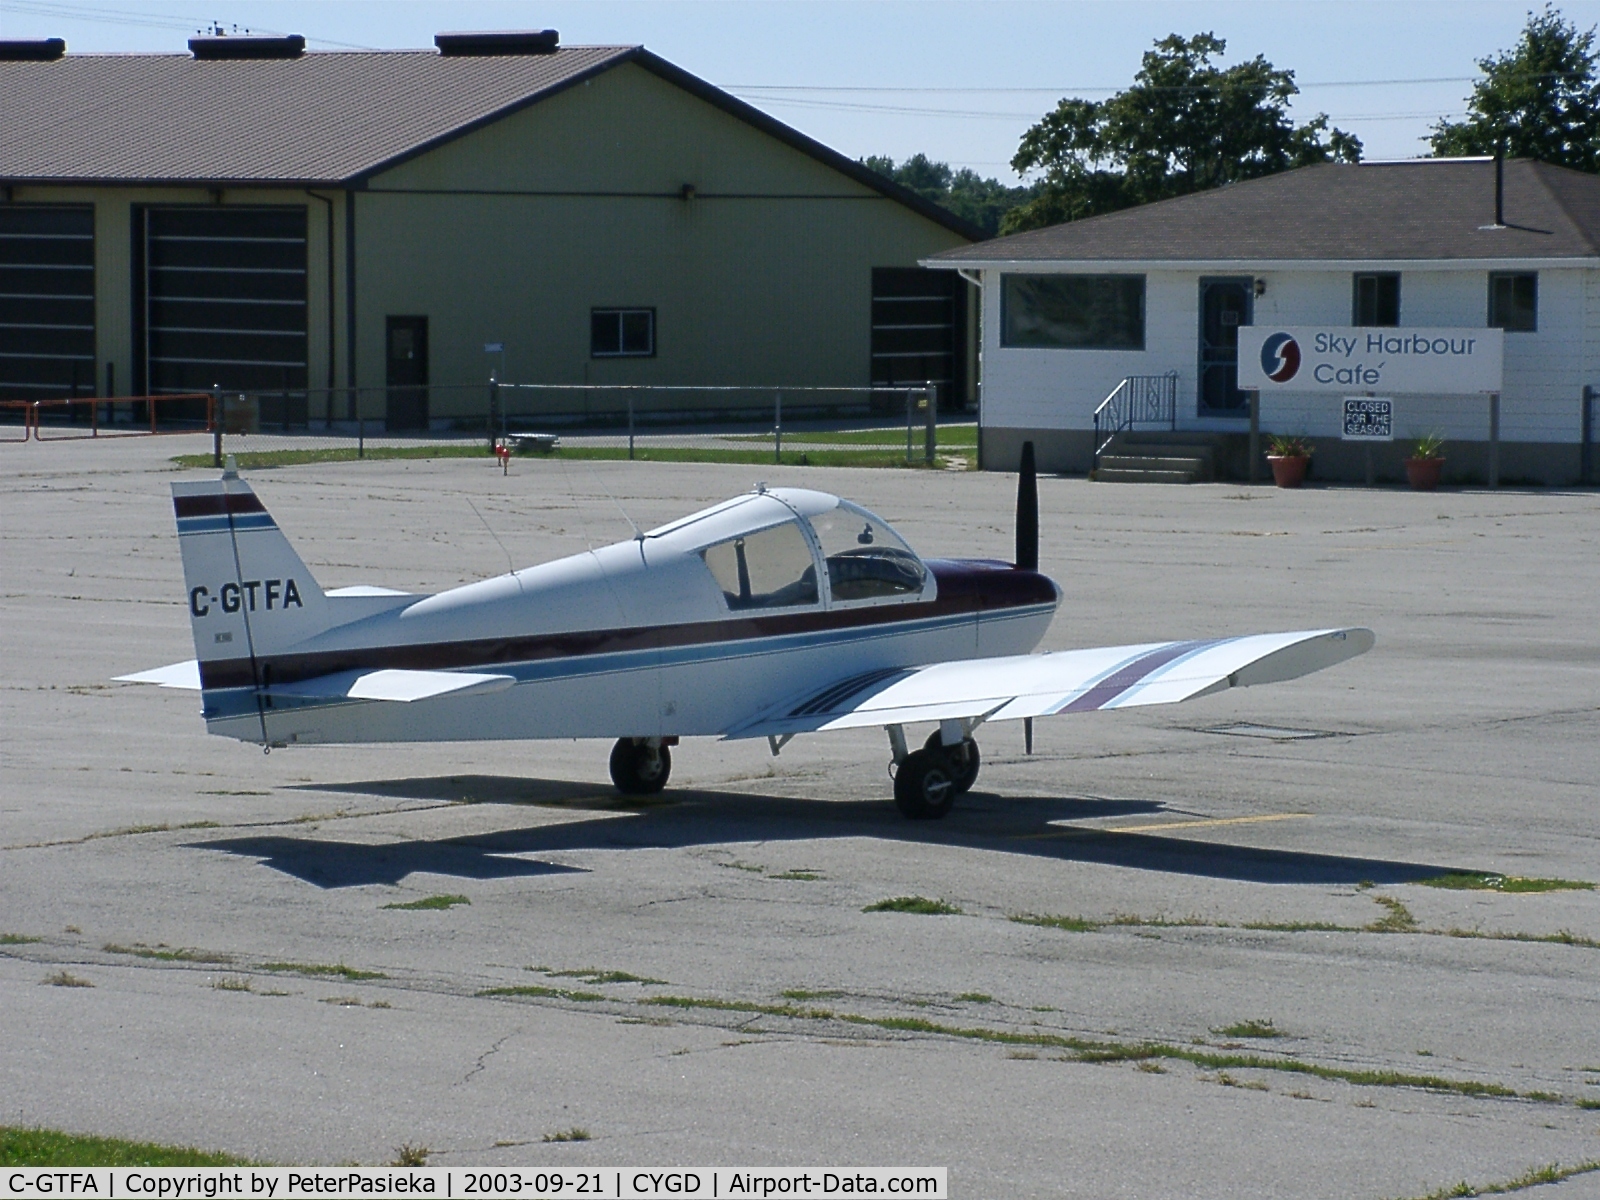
[385,316,429,432]
[871,268,966,412]
[1197,276,1253,418]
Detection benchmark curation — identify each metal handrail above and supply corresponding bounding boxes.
[1092,372,1179,469]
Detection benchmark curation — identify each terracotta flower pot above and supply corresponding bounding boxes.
[1268,455,1309,488]
[1405,457,1445,491]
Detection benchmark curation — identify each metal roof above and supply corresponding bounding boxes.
[927,159,1600,265]
[0,44,981,239]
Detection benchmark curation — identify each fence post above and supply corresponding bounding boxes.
[774,391,782,463]
[905,388,914,464]
[1488,392,1500,488]
[487,377,499,453]
[627,392,635,461]
[212,384,222,468]
[1582,385,1593,486]
[1248,390,1261,484]
[924,382,937,465]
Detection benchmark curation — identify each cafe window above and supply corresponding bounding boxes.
[1001,274,1144,350]
[1488,273,1537,332]
[1353,273,1400,327]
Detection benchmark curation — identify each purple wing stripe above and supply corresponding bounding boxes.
[1056,640,1216,713]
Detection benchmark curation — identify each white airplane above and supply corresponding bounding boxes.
[118,447,1372,819]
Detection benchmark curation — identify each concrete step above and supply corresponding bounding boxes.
[1099,454,1207,473]
[1095,467,1198,484]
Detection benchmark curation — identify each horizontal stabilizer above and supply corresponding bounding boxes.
[726,628,1373,740]
[114,660,201,690]
[270,668,516,703]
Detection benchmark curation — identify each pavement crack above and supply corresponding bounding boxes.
[456,1030,516,1089]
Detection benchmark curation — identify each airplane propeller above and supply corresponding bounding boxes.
[1015,440,1038,572]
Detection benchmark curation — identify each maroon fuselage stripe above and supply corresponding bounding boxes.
[196,559,1059,691]
[1056,639,1216,713]
[174,492,268,518]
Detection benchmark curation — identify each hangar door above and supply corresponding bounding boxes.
[135,206,307,396]
[0,205,95,401]
[870,267,966,412]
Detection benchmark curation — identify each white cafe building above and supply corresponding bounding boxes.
[927,158,1600,485]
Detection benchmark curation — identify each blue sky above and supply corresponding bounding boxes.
[4,1,1597,178]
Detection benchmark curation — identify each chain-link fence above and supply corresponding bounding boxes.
[199,382,968,469]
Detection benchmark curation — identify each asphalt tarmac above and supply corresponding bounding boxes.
[2,435,1598,1197]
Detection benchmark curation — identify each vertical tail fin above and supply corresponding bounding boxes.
[172,470,329,681]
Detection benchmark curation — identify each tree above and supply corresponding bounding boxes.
[1002,33,1361,234]
[862,153,1037,236]
[1430,5,1600,171]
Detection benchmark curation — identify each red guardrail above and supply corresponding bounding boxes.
[1,393,216,442]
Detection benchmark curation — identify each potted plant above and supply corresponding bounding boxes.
[1404,433,1446,490]
[1266,434,1311,488]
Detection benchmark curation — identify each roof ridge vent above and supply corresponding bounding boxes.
[189,32,306,59]
[435,29,560,56]
[0,37,67,61]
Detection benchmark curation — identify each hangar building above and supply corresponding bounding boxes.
[927,159,1600,485]
[0,31,978,428]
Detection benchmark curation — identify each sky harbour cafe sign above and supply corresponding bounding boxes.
[1239,327,1504,394]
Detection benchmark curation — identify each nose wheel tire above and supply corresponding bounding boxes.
[894,748,958,820]
[610,738,672,794]
[923,732,981,795]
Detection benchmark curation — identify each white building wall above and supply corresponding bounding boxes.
[979,264,1594,446]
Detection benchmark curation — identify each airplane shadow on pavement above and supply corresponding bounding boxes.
[189,773,1467,890]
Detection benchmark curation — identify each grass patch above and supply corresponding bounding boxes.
[1241,920,1357,933]
[174,445,960,471]
[728,425,978,448]
[1212,1019,1284,1039]
[1404,1159,1600,1199]
[863,896,962,915]
[0,934,42,945]
[391,1145,430,1167]
[956,992,994,1004]
[1418,874,1594,893]
[103,942,231,963]
[381,893,470,911]
[642,995,837,1020]
[259,961,386,980]
[1135,1061,1167,1074]
[42,971,92,988]
[1440,928,1600,950]
[719,860,765,873]
[543,969,667,986]
[1366,896,1419,933]
[770,869,825,881]
[542,1128,590,1143]
[0,1127,250,1167]
[478,985,606,1002]
[1011,913,1101,933]
[780,989,842,1001]
[212,976,252,992]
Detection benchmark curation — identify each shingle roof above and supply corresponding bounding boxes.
[928,159,1600,264]
[0,44,980,238]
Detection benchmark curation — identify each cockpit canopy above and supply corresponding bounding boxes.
[647,488,930,612]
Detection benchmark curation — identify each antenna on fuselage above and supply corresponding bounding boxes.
[1015,440,1038,572]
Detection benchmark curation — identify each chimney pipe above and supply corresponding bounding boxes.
[1494,144,1505,227]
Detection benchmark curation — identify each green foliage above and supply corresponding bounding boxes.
[1431,5,1600,171]
[258,961,386,980]
[863,896,963,915]
[0,934,42,945]
[478,985,606,1001]
[381,893,470,910]
[1411,433,1447,461]
[1420,873,1592,892]
[1213,1019,1284,1038]
[862,153,1038,236]
[1004,32,1360,233]
[1267,433,1312,458]
[542,1128,591,1143]
[391,1145,430,1167]
[0,1127,249,1166]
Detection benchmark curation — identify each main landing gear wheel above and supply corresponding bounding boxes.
[609,738,672,795]
[924,732,981,795]
[894,748,958,820]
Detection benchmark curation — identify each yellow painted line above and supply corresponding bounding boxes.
[1101,813,1312,834]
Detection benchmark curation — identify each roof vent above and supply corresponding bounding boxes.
[435,29,559,56]
[0,37,67,61]
[189,33,306,59]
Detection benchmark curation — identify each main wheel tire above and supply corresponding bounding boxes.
[923,732,981,795]
[609,738,672,795]
[894,748,958,820]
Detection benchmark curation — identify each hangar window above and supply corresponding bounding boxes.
[1488,273,1537,332]
[809,504,926,604]
[701,522,819,610]
[591,308,655,357]
[1001,274,1144,350]
[1352,273,1400,326]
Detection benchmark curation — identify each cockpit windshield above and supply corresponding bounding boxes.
[809,502,926,603]
[701,521,820,610]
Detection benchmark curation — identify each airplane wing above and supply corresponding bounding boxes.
[724,628,1373,740]
[116,662,514,703]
